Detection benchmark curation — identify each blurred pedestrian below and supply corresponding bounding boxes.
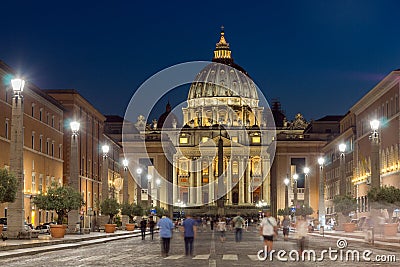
[217,217,227,242]
[259,211,277,256]
[140,217,147,240]
[148,216,156,240]
[296,216,308,254]
[157,215,174,257]
[232,212,245,242]
[282,216,290,241]
[181,213,197,257]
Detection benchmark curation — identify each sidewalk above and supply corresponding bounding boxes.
[309,229,400,250]
[0,229,145,259]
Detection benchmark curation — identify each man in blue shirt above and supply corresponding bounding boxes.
[157,215,174,257]
[181,213,197,257]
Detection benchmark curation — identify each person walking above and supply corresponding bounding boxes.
[232,212,245,242]
[282,216,290,241]
[148,216,156,240]
[157,215,174,257]
[181,213,197,257]
[216,217,227,242]
[296,215,308,254]
[140,217,147,240]
[259,210,277,256]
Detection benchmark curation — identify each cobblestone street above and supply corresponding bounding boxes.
[0,227,399,266]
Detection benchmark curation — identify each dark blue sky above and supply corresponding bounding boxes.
[2,1,400,122]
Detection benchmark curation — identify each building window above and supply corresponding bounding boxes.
[31,103,35,117]
[39,175,43,194]
[32,172,36,194]
[31,132,35,149]
[46,176,50,188]
[51,142,54,157]
[39,108,43,121]
[52,116,55,127]
[46,140,49,155]
[5,119,8,139]
[252,136,261,143]
[231,136,238,142]
[179,137,188,144]
[201,136,209,143]
[46,113,49,124]
[39,136,43,152]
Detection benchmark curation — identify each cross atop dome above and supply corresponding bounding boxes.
[213,26,233,63]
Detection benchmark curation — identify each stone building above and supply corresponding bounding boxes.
[0,61,64,226]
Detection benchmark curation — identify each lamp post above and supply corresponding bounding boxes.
[7,78,25,238]
[67,121,80,232]
[293,174,298,209]
[284,178,289,209]
[318,157,325,229]
[102,145,110,200]
[304,167,310,207]
[339,143,346,195]
[147,174,152,207]
[122,159,129,204]
[370,120,380,188]
[136,168,142,205]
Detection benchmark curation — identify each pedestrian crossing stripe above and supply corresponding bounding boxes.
[165,255,184,260]
[222,254,238,260]
[193,254,210,260]
[247,255,259,261]
[137,255,154,260]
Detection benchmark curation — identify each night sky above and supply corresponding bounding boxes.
[2,1,400,122]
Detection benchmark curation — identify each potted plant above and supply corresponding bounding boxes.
[295,205,314,218]
[368,186,400,236]
[278,207,292,217]
[333,195,357,232]
[33,183,84,238]
[0,169,17,237]
[100,198,120,233]
[121,203,135,231]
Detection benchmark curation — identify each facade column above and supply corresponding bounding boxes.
[262,157,270,203]
[208,157,214,204]
[196,160,202,205]
[247,158,252,204]
[239,158,245,204]
[189,159,195,205]
[172,156,178,205]
[227,157,232,205]
[7,84,25,238]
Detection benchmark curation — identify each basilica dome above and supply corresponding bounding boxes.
[187,28,259,109]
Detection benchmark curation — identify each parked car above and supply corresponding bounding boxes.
[36,225,51,234]
[0,217,7,231]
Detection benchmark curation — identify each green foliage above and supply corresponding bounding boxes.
[121,203,135,222]
[0,168,18,204]
[368,186,400,215]
[100,198,120,224]
[132,204,144,216]
[277,207,291,216]
[115,215,122,227]
[33,183,84,224]
[153,206,166,216]
[296,205,314,217]
[333,195,357,217]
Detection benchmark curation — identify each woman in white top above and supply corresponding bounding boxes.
[217,217,227,242]
[259,211,277,255]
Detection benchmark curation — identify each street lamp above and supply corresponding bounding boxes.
[318,157,325,229]
[339,143,346,195]
[304,167,310,207]
[369,120,380,188]
[147,174,152,207]
[122,159,129,204]
[8,78,26,238]
[136,168,142,205]
[293,174,298,209]
[284,178,289,209]
[102,145,110,200]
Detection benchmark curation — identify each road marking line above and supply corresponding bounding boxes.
[193,254,210,260]
[165,255,184,259]
[209,259,217,267]
[222,254,238,260]
[248,255,259,261]
[137,255,154,260]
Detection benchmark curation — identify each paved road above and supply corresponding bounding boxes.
[0,227,399,266]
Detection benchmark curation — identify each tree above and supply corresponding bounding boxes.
[132,203,144,217]
[153,206,166,217]
[100,198,120,224]
[295,205,314,217]
[333,195,357,223]
[0,168,18,204]
[277,207,292,216]
[368,186,400,219]
[121,203,134,223]
[33,183,84,225]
